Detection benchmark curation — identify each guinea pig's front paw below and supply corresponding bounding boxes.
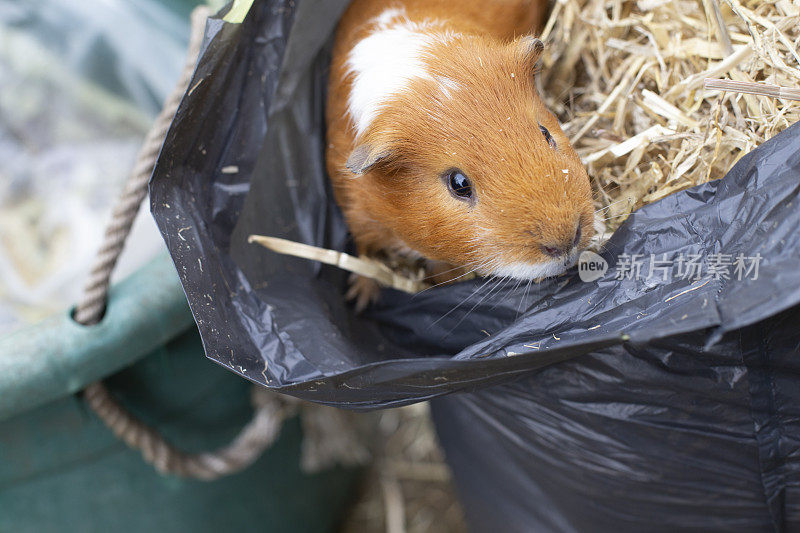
[345,273,381,313]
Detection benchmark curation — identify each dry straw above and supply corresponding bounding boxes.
[540,0,800,233]
[704,78,800,101]
[248,235,428,292]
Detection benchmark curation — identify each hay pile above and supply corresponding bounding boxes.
[341,403,466,533]
[538,0,800,233]
[343,1,799,531]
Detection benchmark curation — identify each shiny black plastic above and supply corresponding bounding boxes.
[151,2,800,528]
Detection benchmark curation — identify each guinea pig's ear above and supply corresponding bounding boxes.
[346,144,391,175]
[518,36,545,67]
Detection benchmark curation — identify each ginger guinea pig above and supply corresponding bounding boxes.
[325,0,595,309]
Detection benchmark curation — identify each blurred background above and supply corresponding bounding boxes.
[0,3,466,531]
[0,0,219,334]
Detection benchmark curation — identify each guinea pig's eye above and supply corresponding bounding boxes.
[539,124,557,149]
[445,169,474,202]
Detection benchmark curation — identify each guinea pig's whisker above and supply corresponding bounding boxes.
[489,276,523,311]
[443,274,511,336]
[430,274,498,329]
[427,248,507,328]
[516,279,534,318]
[471,274,514,309]
[414,259,490,296]
[471,274,510,310]
[594,197,632,214]
[421,258,484,282]
[510,276,525,294]
[435,261,506,323]
[598,213,631,222]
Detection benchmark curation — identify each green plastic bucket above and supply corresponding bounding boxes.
[0,255,360,532]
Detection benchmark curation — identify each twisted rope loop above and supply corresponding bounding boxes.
[75,7,289,480]
[74,7,208,325]
[84,385,295,480]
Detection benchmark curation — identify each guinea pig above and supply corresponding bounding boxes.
[325,0,595,310]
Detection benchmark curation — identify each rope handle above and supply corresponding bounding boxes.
[74,7,289,480]
[74,7,206,324]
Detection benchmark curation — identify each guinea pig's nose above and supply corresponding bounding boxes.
[541,226,581,258]
[541,244,565,258]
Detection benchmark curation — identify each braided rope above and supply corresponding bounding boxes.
[73,7,208,325]
[76,7,290,480]
[84,384,295,480]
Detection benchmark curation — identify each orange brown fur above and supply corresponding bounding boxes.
[326,0,595,287]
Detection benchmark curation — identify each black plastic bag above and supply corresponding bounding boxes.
[432,300,800,532]
[431,125,800,532]
[151,1,800,528]
[151,0,800,408]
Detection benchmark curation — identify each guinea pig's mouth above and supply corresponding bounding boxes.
[484,248,580,280]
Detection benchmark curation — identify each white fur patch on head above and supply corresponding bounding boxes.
[345,9,459,137]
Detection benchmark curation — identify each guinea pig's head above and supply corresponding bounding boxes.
[346,34,594,280]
